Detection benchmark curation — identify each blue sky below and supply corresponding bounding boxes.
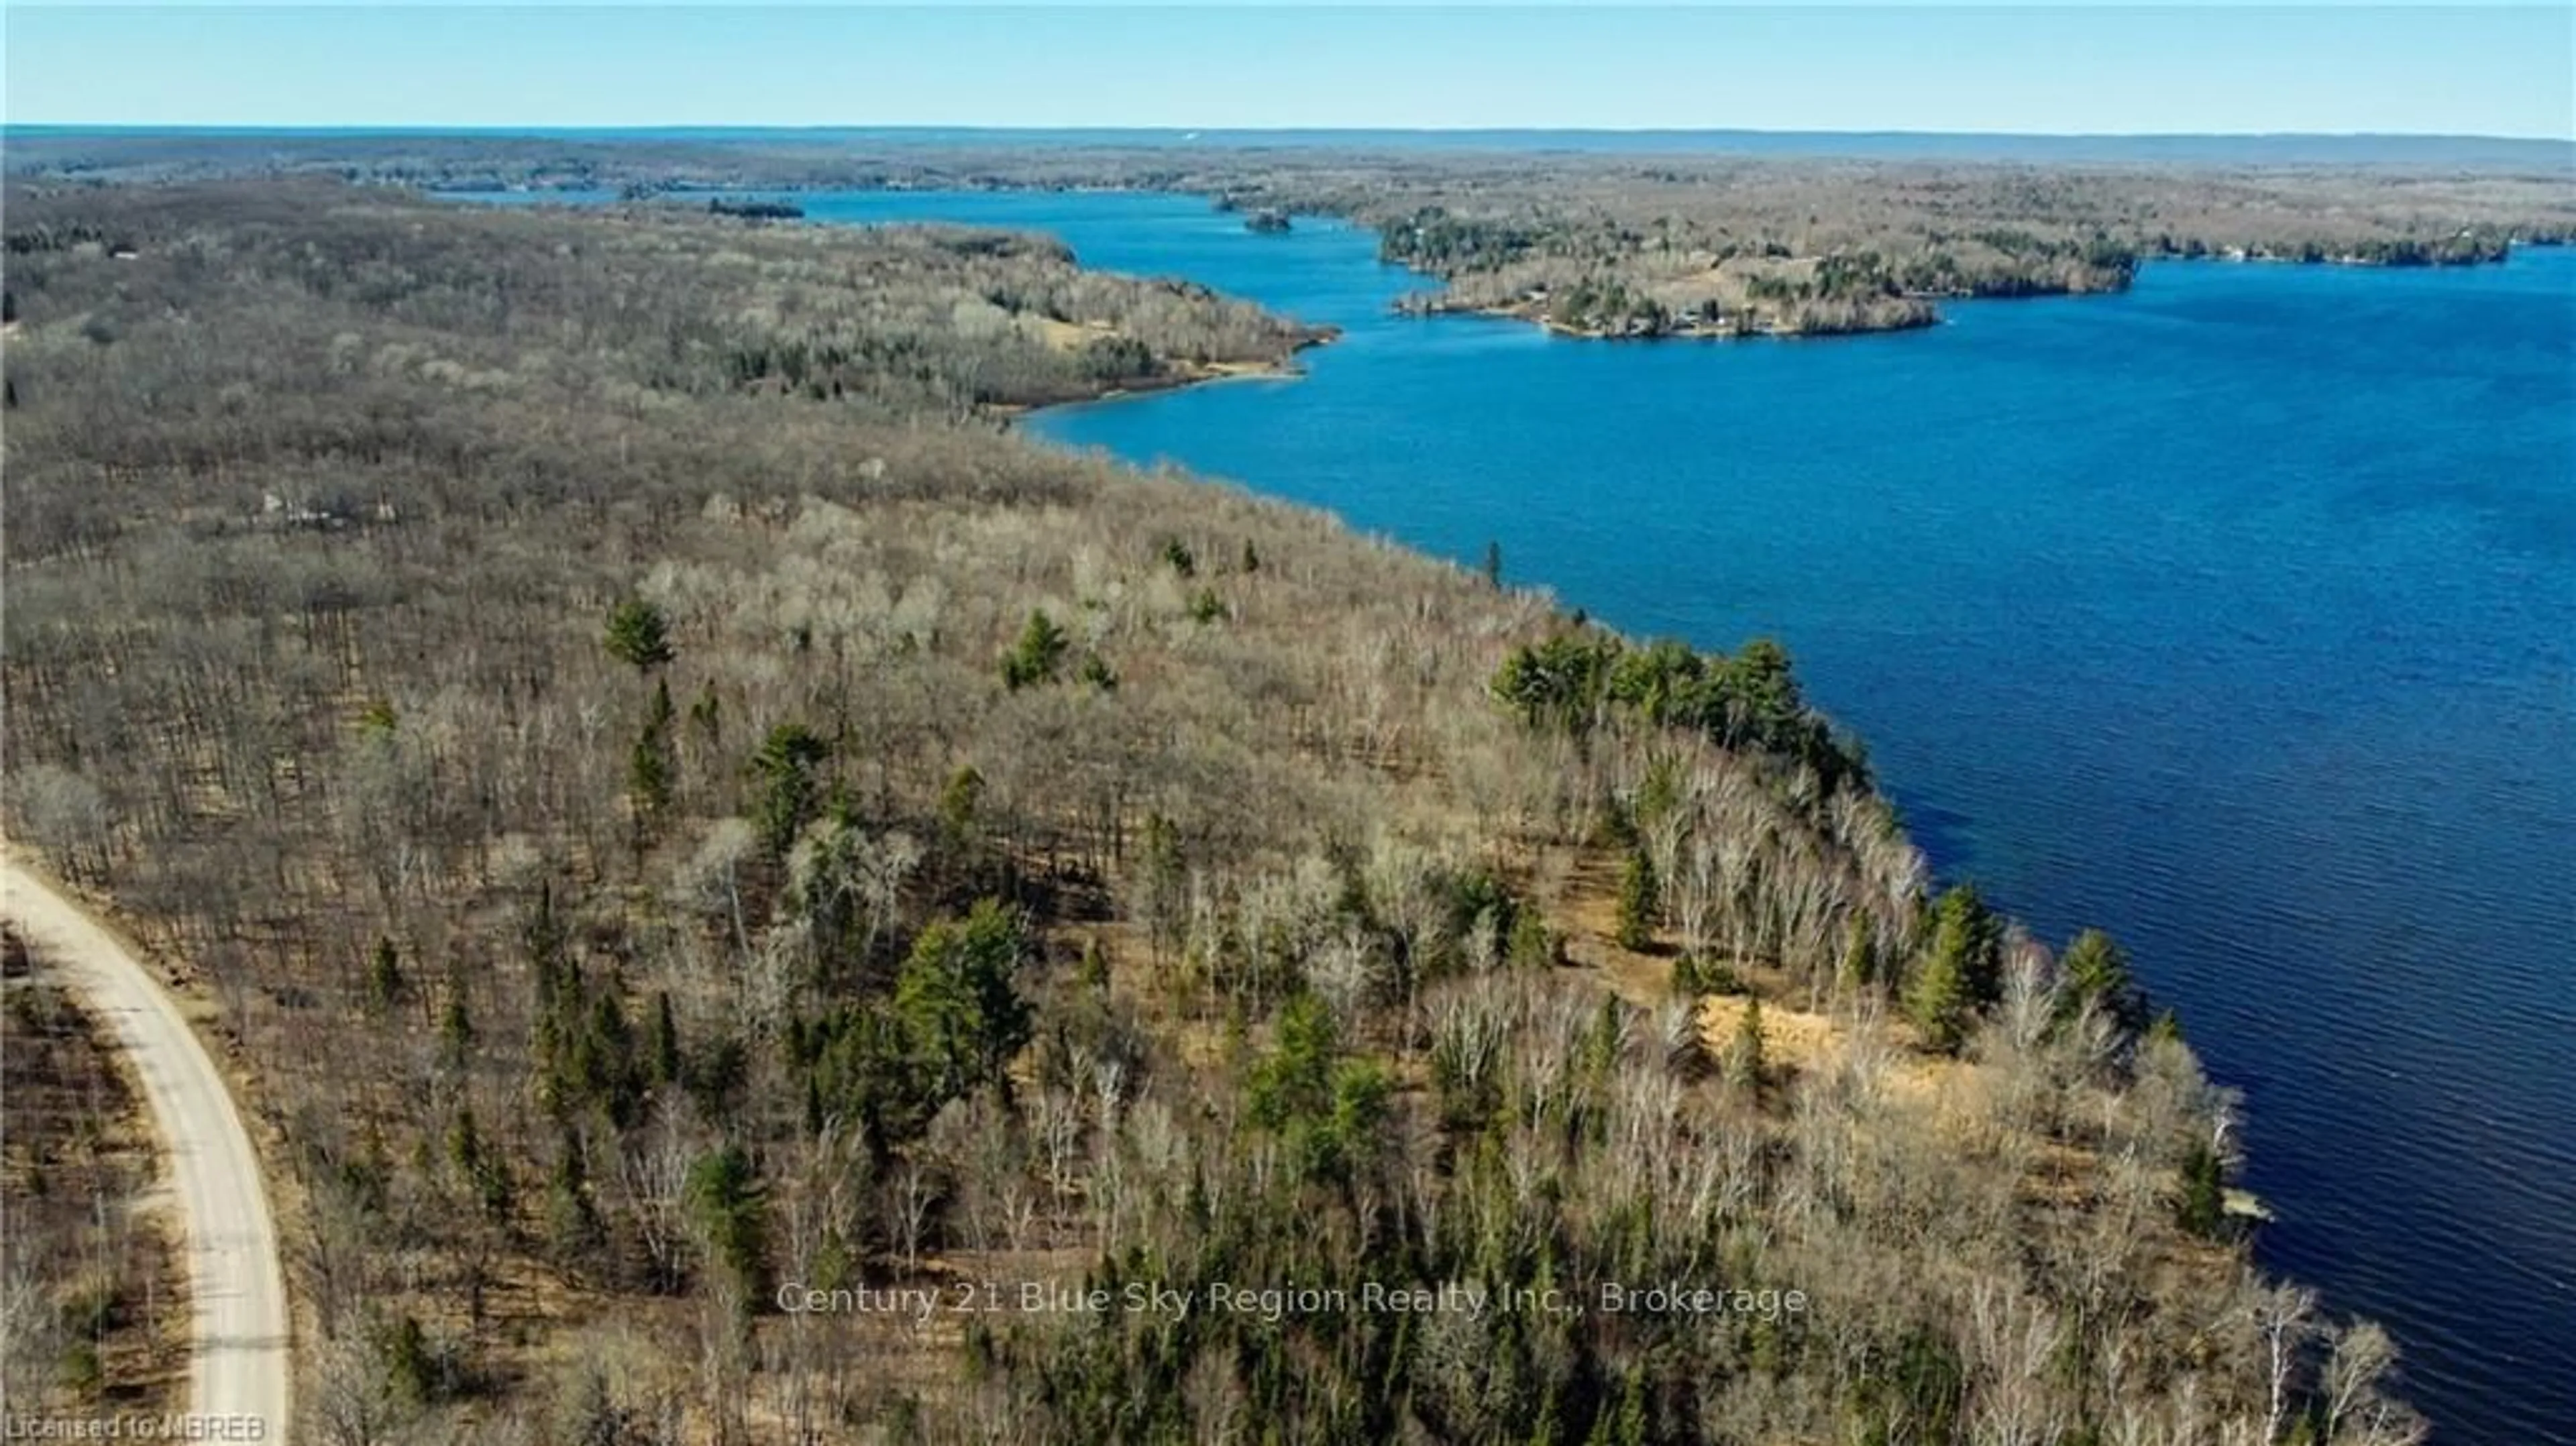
[6,5,2570,137]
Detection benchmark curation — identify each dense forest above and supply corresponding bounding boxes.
[2,178,2427,1444]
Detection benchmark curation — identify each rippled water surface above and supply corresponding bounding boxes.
[473,188,2576,1440]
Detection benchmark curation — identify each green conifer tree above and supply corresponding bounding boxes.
[1839,914,1876,991]
[2060,928,2147,1032]
[1001,610,1069,689]
[2179,1138,2226,1237]
[939,764,985,852]
[629,679,678,832]
[365,936,404,1013]
[1906,939,1970,1055]
[749,722,829,857]
[647,990,682,1090]
[685,1145,768,1306]
[602,598,675,672]
[1615,848,1658,951]
[1729,997,1768,1093]
[895,900,1032,1101]
[437,986,476,1076]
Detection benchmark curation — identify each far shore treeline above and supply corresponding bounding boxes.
[13,126,2572,341]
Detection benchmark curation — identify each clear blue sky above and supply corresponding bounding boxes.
[6,5,2570,137]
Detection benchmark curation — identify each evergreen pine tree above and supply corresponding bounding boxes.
[1507,906,1560,970]
[437,985,476,1076]
[1906,938,1970,1055]
[2060,928,2147,1032]
[602,598,675,672]
[749,722,829,857]
[1729,997,1768,1093]
[1925,885,2003,1008]
[685,1145,768,1304]
[688,681,723,751]
[1001,610,1069,689]
[365,936,404,1013]
[1615,848,1658,951]
[447,1103,482,1182]
[547,1127,604,1268]
[2179,1138,2226,1237]
[940,764,986,854]
[524,881,568,1010]
[648,989,682,1090]
[1839,913,1876,991]
[629,681,678,832]
[895,899,1032,1101]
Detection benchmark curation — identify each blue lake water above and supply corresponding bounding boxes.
[467,188,2576,1441]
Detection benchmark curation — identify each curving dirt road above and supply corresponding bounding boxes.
[4,854,292,1437]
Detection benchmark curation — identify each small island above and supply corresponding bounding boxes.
[708,197,805,221]
[1244,207,1293,235]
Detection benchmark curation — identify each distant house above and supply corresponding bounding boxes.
[260,492,336,529]
[258,490,396,530]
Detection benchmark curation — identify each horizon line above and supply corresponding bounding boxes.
[8,123,2572,144]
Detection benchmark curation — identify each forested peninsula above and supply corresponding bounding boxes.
[3,174,2427,1443]
[1257,160,2575,337]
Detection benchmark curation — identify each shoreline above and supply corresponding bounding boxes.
[1508,300,1941,341]
[1393,237,2555,343]
[1000,329,1336,418]
[437,182,2559,347]
[1006,225,2563,402]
